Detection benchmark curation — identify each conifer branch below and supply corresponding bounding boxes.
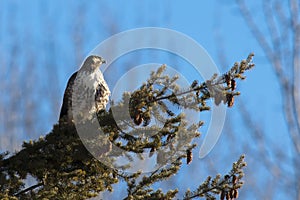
[0,54,254,199]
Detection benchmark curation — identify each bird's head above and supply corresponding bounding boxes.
[83,55,106,71]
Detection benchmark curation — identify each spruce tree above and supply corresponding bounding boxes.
[0,53,254,200]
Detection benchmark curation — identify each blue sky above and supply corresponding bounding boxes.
[1,0,286,144]
[0,1,293,199]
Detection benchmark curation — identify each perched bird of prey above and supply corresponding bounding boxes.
[59,55,110,122]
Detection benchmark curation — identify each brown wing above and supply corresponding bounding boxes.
[95,82,110,112]
[59,72,78,120]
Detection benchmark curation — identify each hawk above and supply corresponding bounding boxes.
[59,55,110,122]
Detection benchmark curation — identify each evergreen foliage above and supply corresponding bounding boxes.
[0,53,254,199]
